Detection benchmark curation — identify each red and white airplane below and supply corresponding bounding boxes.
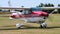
[0,7,59,28]
[9,7,55,28]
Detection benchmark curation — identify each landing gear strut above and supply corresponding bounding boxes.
[16,23,22,29]
[40,22,47,28]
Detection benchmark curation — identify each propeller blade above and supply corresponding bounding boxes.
[48,14,54,22]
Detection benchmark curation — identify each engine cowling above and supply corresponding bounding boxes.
[32,11,49,17]
[10,13,20,19]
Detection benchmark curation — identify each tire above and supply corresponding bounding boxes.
[17,27,21,29]
[40,23,47,28]
[40,25,43,28]
[16,23,22,29]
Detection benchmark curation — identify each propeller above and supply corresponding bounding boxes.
[48,14,54,22]
[47,9,57,22]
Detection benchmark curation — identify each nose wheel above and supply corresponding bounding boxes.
[16,23,22,29]
[40,22,47,28]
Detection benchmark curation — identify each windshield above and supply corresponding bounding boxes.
[31,7,42,11]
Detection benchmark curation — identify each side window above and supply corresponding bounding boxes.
[22,10,30,14]
[29,9,32,14]
[18,10,31,14]
[18,10,25,14]
[25,10,29,14]
[20,10,24,14]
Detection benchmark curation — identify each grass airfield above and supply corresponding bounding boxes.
[0,14,60,34]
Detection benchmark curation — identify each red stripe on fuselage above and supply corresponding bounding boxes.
[11,14,40,18]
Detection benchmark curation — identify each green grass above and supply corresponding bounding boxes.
[0,14,60,34]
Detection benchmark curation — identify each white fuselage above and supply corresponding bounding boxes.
[20,17,46,23]
[10,10,47,23]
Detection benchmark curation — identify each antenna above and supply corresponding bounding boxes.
[8,0,11,12]
[8,0,11,7]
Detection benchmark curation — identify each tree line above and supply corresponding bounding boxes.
[37,3,60,14]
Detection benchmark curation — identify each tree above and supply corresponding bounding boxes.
[37,3,54,13]
[58,4,60,13]
[58,4,60,7]
[48,3,51,7]
[38,3,44,7]
[44,4,48,7]
[37,3,54,7]
[21,6,24,8]
[44,3,54,7]
[50,4,54,7]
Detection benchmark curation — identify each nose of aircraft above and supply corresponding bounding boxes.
[42,11,49,17]
[32,11,49,17]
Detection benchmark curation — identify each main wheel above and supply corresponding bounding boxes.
[16,23,22,29]
[40,23,47,28]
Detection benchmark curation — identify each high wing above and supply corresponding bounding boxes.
[41,7,60,10]
[0,7,60,10]
[0,7,30,10]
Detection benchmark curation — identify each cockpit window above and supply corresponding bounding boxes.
[21,10,30,14]
[31,7,42,11]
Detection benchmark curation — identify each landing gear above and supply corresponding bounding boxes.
[17,27,21,29]
[40,22,47,28]
[16,23,22,29]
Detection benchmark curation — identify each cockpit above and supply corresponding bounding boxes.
[15,9,30,14]
[14,7,42,14]
[30,7,42,11]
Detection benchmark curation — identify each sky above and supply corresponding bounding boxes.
[0,0,60,8]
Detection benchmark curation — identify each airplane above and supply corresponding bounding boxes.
[0,7,60,29]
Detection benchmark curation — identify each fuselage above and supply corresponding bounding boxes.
[10,11,48,23]
[10,8,49,23]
